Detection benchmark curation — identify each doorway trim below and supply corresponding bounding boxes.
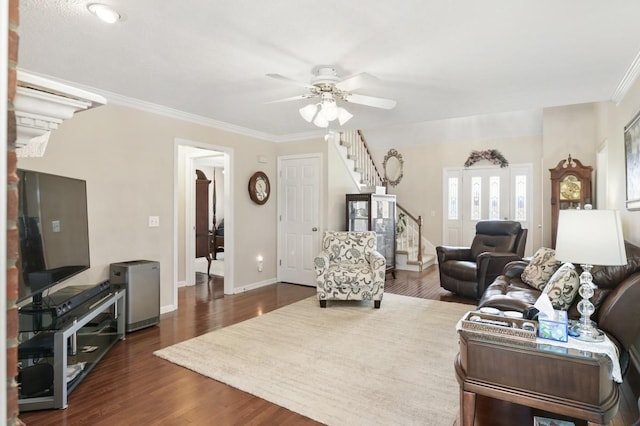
[174,138,234,309]
[596,140,609,209]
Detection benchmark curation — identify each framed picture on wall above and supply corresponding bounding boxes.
[624,110,640,210]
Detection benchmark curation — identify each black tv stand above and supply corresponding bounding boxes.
[31,292,43,307]
[21,281,111,317]
[18,284,126,411]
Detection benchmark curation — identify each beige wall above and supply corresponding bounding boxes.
[367,88,640,251]
[539,90,640,247]
[541,103,598,247]
[370,135,543,249]
[327,141,360,231]
[609,77,640,244]
[16,76,640,313]
[18,104,280,311]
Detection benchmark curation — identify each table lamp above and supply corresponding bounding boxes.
[554,208,627,342]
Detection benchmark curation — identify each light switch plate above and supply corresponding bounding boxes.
[148,216,160,227]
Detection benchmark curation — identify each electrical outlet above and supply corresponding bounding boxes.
[52,220,61,233]
[148,216,160,227]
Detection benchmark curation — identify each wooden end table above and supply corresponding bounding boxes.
[455,329,619,426]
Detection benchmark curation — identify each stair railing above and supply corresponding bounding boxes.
[340,129,425,268]
[340,130,385,188]
[396,203,423,266]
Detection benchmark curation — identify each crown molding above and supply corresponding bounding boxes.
[103,90,277,142]
[17,69,289,142]
[16,69,352,145]
[15,70,106,157]
[612,49,640,104]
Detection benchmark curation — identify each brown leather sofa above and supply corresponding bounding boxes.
[478,240,640,374]
[436,220,528,299]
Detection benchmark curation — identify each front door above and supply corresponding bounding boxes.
[443,164,532,254]
[461,167,511,245]
[278,155,321,286]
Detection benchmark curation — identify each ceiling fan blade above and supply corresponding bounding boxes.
[264,94,315,104]
[266,73,315,89]
[335,72,376,92]
[343,93,397,109]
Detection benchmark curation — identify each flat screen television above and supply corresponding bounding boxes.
[17,169,91,304]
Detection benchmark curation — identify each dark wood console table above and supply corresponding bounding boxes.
[455,330,619,426]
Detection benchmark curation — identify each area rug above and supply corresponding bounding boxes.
[154,293,472,425]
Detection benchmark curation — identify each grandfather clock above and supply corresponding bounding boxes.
[549,155,593,247]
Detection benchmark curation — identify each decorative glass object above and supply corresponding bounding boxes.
[554,208,627,342]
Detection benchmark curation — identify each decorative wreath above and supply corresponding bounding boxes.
[464,149,509,168]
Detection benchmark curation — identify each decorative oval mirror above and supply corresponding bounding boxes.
[383,148,404,187]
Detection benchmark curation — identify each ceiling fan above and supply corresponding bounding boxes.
[266,66,397,128]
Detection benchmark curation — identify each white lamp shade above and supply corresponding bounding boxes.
[321,101,339,121]
[555,209,627,266]
[299,104,318,122]
[312,113,329,128]
[337,107,353,125]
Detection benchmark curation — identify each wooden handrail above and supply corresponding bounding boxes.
[357,130,384,186]
[397,202,420,223]
[396,203,423,264]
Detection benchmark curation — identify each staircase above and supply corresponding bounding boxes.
[332,130,436,271]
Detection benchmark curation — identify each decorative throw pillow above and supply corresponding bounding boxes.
[521,248,559,290]
[543,262,580,310]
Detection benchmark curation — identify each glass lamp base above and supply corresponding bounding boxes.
[570,320,605,342]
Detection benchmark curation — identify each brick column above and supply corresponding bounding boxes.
[7,0,23,424]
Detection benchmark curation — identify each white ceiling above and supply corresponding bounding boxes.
[18,1,640,146]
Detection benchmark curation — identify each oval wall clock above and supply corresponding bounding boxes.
[248,171,270,205]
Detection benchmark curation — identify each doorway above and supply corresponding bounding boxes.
[174,139,233,307]
[442,164,533,255]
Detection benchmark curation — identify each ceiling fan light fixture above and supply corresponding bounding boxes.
[337,107,353,126]
[321,100,339,121]
[313,113,329,128]
[299,103,318,122]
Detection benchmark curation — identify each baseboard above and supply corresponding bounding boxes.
[161,303,177,314]
[233,278,277,294]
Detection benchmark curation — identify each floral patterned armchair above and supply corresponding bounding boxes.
[314,231,386,308]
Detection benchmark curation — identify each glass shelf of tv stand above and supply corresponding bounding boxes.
[17,286,126,411]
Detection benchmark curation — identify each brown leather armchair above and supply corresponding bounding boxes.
[436,220,527,299]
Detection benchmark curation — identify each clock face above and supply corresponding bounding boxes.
[255,177,267,201]
[560,175,581,200]
[248,171,270,204]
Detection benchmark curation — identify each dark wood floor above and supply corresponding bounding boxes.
[20,267,639,425]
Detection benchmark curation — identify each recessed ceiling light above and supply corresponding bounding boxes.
[87,3,122,24]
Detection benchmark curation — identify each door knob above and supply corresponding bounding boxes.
[312,227,318,232]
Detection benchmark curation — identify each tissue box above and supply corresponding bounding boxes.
[537,309,568,342]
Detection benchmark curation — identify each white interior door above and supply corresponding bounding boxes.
[278,155,321,286]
